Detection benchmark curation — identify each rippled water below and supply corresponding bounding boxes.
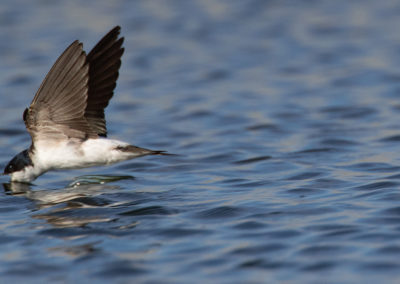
[2,0,400,283]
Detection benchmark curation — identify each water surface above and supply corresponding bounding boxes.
[1,0,400,283]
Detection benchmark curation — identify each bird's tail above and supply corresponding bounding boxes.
[116,145,176,156]
[150,150,174,156]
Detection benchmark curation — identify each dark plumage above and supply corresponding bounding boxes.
[86,26,124,137]
[24,26,125,142]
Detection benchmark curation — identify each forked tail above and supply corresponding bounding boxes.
[116,145,175,156]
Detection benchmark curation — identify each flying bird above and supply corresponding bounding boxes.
[4,26,166,182]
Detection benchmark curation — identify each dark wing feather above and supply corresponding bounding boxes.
[24,41,97,142]
[85,26,124,137]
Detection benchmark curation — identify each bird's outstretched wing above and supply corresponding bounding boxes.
[24,26,124,144]
[24,40,97,142]
[85,26,124,137]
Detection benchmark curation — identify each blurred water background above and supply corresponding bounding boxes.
[2,0,400,283]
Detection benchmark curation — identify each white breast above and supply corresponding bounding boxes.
[33,138,134,171]
[10,138,142,182]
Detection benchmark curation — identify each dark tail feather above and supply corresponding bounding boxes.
[150,150,177,156]
[116,145,176,156]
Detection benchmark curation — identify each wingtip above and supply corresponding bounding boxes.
[110,26,122,36]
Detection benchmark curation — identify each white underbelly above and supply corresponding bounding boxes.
[33,138,133,170]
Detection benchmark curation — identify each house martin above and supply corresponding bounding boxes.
[4,26,167,182]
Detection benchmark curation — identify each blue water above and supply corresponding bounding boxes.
[2,0,400,283]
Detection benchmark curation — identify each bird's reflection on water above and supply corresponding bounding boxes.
[2,175,135,228]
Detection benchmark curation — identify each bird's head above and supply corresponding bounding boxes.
[4,150,36,182]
